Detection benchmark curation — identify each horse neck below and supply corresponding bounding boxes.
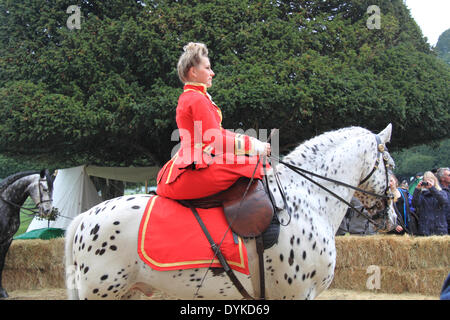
[1,175,36,207]
[270,129,376,234]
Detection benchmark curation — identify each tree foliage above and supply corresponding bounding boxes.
[392,138,450,178]
[0,0,448,168]
[435,28,450,65]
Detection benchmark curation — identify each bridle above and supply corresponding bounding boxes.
[0,177,54,218]
[36,177,53,208]
[265,134,394,230]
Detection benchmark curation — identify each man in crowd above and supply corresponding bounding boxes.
[436,167,450,234]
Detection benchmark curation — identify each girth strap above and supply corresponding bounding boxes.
[255,235,266,299]
[180,201,255,300]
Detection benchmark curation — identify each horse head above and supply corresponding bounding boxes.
[353,124,396,232]
[27,169,55,219]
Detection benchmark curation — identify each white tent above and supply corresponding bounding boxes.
[27,165,159,231]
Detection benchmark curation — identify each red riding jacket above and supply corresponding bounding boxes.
[157,83,265,186]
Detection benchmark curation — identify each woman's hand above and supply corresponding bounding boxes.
[254,140,271,156]
[419,179,433,189]
[265,143,271,156]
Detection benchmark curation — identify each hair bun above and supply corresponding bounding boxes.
[183,42,205,52]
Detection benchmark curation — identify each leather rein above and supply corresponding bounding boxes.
[265,134,393,230]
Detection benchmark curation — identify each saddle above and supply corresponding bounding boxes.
[183,177,274,237]
[178,177,279,300]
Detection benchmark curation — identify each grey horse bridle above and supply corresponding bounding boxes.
[0,176,52,216]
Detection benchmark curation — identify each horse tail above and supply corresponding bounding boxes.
[64,213,84,300]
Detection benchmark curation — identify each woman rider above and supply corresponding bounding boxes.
[156,43,271,200]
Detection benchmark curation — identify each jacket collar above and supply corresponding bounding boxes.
[184,82,207,95]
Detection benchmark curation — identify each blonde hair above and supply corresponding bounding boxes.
[423,171,441,191]
[177,42,209,83]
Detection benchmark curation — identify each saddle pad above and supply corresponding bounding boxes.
[138,195,249,275]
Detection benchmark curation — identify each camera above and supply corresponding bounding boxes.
[421,181,429,187]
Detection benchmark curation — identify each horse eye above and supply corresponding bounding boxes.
[43,188,48,192]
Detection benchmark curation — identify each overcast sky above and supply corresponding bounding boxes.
[404,0,450,46]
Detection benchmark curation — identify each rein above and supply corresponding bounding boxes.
[0,197,40,215]
[267,134,393,230]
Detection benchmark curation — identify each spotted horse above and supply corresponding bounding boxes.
[64,124,396,300]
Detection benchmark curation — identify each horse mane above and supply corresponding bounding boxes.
[0,170,40,193]
[285,126,371,162]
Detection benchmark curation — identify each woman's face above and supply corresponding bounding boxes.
[389,176,397,189]
[188,56,215,87]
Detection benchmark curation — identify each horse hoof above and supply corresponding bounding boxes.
[0,288,9,299]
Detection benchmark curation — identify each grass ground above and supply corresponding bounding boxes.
[15,197,37,237]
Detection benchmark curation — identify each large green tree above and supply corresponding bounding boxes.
[0,0,448,169]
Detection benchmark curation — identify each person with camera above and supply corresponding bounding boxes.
[412,171,448,236]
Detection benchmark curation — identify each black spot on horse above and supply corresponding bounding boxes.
[100,274,108,281]
[90,224,100,235]
[288,250,294,266]
[132,205,140,209]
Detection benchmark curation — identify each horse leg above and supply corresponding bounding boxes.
[0,238,13,299]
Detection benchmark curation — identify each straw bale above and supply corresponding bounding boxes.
[3,238,65,291]
[335,235,449,269]
[5,238,65,270]
[330,266,447,296]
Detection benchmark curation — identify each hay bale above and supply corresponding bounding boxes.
[3,238,65,291]
[335,235,449,269]
[330,266,447,296]
[5,238,64,270]
[332,235,450,296]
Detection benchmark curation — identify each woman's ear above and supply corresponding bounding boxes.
[187,66,197,81]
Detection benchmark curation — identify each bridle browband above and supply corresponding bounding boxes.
[265,134,393,230]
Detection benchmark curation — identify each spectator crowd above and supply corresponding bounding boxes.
[337,167,449,236]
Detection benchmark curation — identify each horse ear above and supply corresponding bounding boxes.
[40,169,47,179]
[378,123,392,144]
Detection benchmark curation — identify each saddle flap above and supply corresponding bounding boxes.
[222,179,274,237]
[182,178,275,238]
